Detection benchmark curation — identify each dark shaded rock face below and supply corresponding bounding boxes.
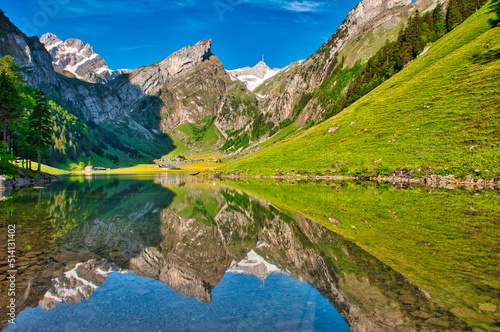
[0,12,57,87]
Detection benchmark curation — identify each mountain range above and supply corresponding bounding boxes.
[0,0,496,175]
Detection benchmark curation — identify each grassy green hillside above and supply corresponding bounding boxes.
[221,6,500,180]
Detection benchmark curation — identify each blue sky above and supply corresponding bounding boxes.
[3,0,360,70]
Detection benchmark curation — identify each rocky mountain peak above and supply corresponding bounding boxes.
[122,39,215,98]
[0,12,57,87]
[39,32,61,49]
[40,32,131,83]
[164,38,213,69]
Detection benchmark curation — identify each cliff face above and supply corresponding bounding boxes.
[57,39,216,124]
[0,11,57,87]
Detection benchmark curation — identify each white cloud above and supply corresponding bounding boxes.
[243,0,328,13]
[283,1,324,12]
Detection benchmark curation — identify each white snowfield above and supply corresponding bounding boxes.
[227,61,281,92]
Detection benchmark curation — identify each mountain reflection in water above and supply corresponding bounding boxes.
[0,174,482,331]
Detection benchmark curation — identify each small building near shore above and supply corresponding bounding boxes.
[84,166,110,171]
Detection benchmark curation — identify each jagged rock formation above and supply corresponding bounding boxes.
[227,61,281,91]
[0,14,256,149]
[56,39,216,124]
[40,32,131,83]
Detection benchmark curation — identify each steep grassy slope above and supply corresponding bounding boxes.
[222,6,500,179]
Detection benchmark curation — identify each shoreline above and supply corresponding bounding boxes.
[215,173,500,190]
[0,173,62,200]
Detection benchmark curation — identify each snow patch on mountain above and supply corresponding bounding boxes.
[227,61,281,91]
[40,32,131,83]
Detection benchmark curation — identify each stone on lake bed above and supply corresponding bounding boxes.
[478,303,497,312]
[451,307,480,319]
[425,317,450,328]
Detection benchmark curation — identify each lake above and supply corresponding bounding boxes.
[0,174,499,331]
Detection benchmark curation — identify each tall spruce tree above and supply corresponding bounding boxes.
[447,0,463,31]
[29,90,53,172]
[0,70,22,151]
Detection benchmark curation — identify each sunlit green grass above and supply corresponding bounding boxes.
[222,7,500,180]
[257,123,299,150]
[16,162,69,175]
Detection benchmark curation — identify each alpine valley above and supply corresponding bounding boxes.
[0,0,498,176]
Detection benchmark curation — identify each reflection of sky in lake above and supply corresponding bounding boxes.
[7,271,350,332]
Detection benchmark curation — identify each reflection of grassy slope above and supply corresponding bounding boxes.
[225,179,500,330]
[222,7,500,179]
[162,181,228,227]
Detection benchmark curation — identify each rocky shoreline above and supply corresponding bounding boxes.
[216,172,500,190]
[0,172,62,200]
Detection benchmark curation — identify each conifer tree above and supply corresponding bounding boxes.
[447,0,463,31]
[0,71,22,151]
[29,90,53,172]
